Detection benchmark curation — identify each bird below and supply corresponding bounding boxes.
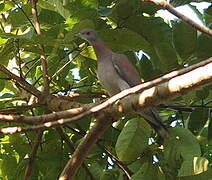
[75,29,170,140]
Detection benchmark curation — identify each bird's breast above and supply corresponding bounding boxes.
[97,58,129,96]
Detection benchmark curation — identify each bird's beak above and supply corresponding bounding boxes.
[74,33,82,38]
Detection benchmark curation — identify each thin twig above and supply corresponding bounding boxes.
[32,49,74,87]
[97,143,132,179]
[30,0,49,95]
[0,64,42,97]
[159,104,212,112]
[24,130,43,180]
[0,97,27,102]
[0,104,40,114]
[56,127,95,180]
[50,46,87,81]
[11,0,35,31]
[142,0,212,37]
[0,106,86,124]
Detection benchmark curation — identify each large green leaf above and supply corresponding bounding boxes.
[172,20,197,60]
[0,1,13,13]
[115,118,151,162]
[179,168,212,180]
[154,42,179,71]
[8,4,31,29]
[178,157,209,177]
[204,5,212,25]
[100,29,150,52]
[196,33,212,59]
[188,108,209,134]
[125,16,179,71]
[52,0,72,19]
[39,9,65,25]
[138,55,156,81]
[131,162,165,180]
[108,0,160,24]
[125,16,172,44]
[164,127,201,167]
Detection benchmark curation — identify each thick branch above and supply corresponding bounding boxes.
[143,0,212,37]
[59,114,114,180]
[0,59,211,132]
[58,59,212,180]
[0,105,86,124]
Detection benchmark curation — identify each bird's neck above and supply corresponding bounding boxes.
[91,39,112,60]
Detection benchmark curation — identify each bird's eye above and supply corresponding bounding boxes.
[86,32,90,35]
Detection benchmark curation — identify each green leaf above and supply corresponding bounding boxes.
[100,169,119,180]
[164,127,201,167]
[0,72,6,92]
[188,108,209,134]
[53,0,71,19]
[38,0,56,11]
[97,6,113,16]
[178,168,212,180]
[8,4,31,29]
[1,154,17,178]
[138,55,155,81]
[39,9,65,25]
[178,157,209,177]
[204,5,212,25]
[100,29,150,52]
[196,87,210,100]
[88,162,103,179]
[0,1,13,14]
[196,34,212,59]
[125,16,178,71]
[208,117,212,141]
[0,39,15,65]
[125,16,172,44]
[140,1,161,15]
[131,162,165,180]
[115,118,151,162]
[172,20,197,60]
[154,42,178,71]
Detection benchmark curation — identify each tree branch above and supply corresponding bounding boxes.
[0,64,42,97]
[30,0,49,95]
[58,58,212,180]
[56,127,95,180]
[24,130,43,180]
[0,106,87,124]
[142,0,212,37]
[11,0,35,31]
[0,58,211,132]
[0,58,211,178]
[59,114,115,180]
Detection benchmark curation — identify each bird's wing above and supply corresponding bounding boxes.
[112,53,141,87]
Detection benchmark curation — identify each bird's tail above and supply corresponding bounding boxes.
[140,108,171,140]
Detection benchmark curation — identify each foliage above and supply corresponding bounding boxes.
[0,0,211,179]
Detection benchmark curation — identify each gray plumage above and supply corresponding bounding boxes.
[75,29,170,139]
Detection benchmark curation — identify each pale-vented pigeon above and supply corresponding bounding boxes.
[75,29,170,139]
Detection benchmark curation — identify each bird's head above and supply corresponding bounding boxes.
[75,29,99,43]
